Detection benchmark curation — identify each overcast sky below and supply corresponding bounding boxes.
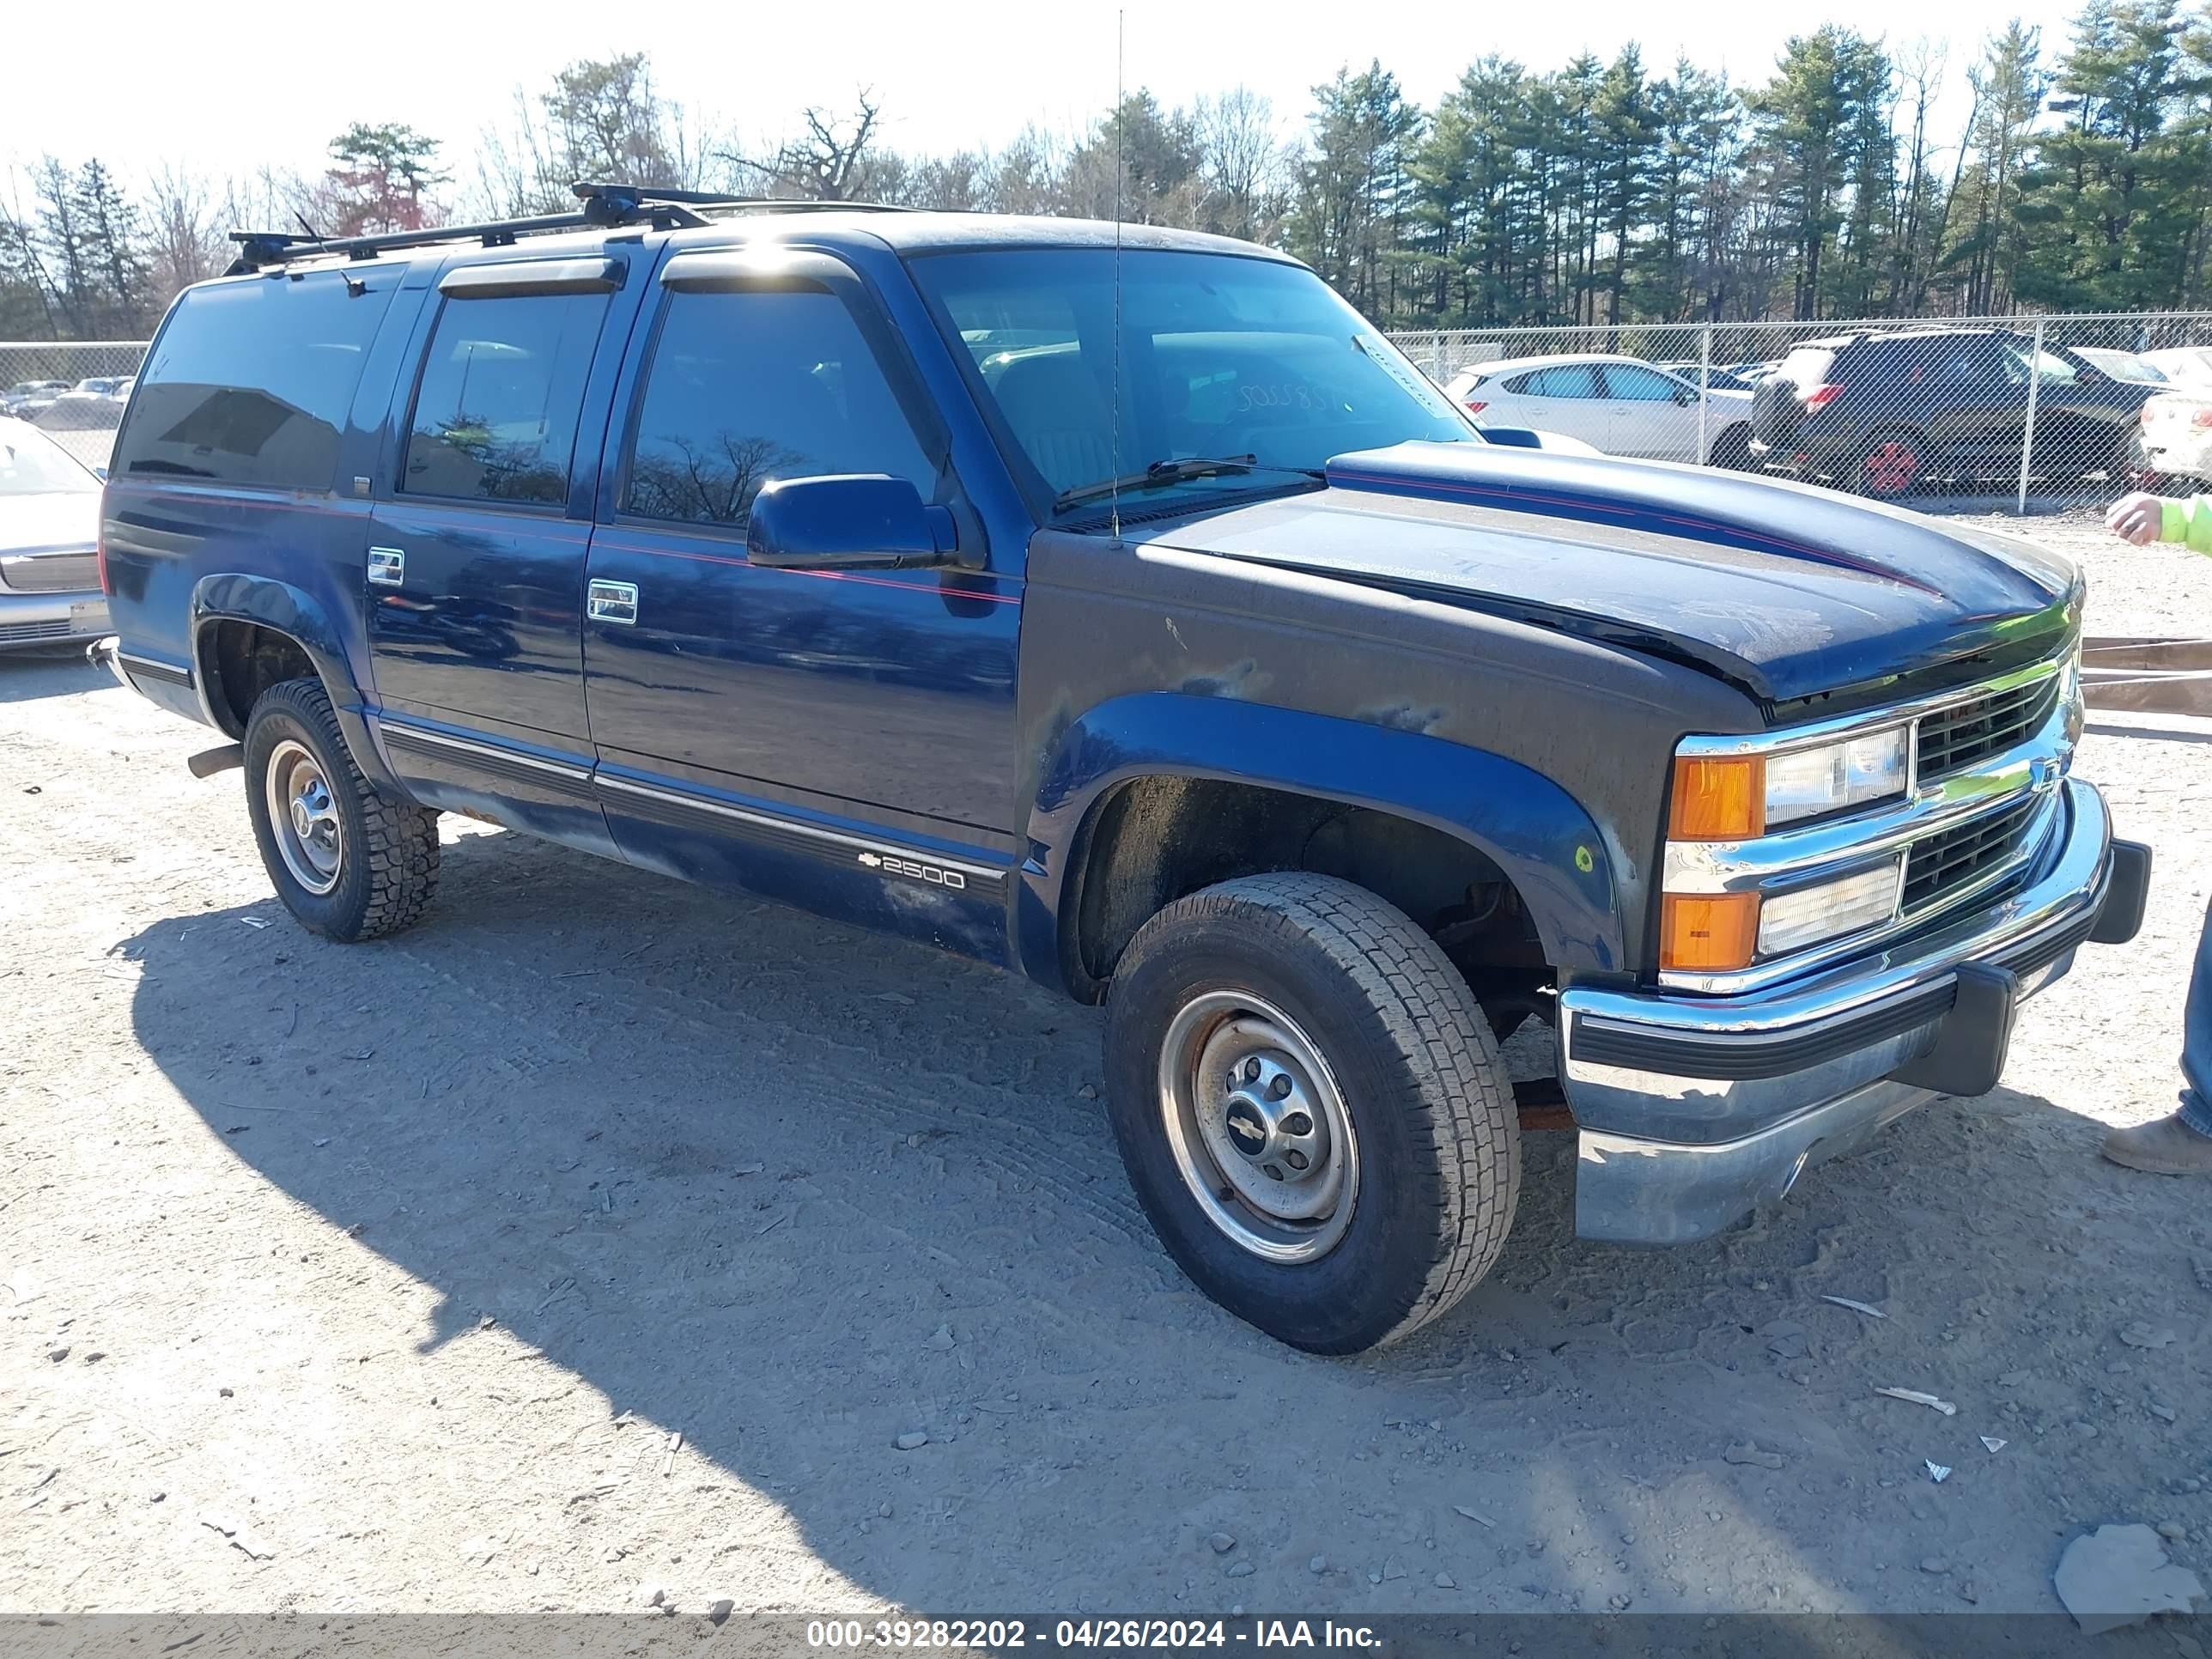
[11,0,2083,193]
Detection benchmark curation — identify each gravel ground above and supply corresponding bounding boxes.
[3,512,2211,1623]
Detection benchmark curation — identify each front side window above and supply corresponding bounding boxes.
[915,248,1473,514]
[403,292,609,505]
[1601,364,1684,402]
[623,289,935,529]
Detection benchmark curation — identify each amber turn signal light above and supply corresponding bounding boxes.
[1660,892,1761,974]
[1669,756,1764,842]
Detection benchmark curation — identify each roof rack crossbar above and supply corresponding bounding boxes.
[224,183,916,274]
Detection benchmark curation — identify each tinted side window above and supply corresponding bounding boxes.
[1601,365,1681,402]
[1509,365,1602,398]
[624,289,934,529]
[403,292,608,505]
[113,273,397,489]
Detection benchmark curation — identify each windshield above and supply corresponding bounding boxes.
[2072,346,2166,384]
[914,248,1476,516]
[0,422,96,495]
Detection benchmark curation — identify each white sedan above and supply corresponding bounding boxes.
[1443,353,1756,466]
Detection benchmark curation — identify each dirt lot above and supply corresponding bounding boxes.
[3,511,2210,1622]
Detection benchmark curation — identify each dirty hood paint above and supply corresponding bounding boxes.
[1137,442,2081,708]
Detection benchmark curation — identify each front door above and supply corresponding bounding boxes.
[581,255,1021,960]
[1598,362,1700,460]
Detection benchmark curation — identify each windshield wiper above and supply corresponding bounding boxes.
[1054,455,1322,513]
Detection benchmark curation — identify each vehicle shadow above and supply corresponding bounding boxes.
[0,650,102,703]
[112,824,2203,1613]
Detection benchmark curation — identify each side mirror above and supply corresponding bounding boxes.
[746,475,961,572]
[1673,385,1698,405]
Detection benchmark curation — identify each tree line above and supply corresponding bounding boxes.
[5,0,2209,343]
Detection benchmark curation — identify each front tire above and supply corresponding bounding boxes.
[1103,873,1521,1353]
[243,678,440,941]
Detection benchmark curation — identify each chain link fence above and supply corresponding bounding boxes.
[1,341,150,472]
[1389,312,2212,513]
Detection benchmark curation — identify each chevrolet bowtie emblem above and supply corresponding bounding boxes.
[856,853,883,867]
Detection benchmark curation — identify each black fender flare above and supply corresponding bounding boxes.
[188,574,404,795]
[1018,690,1628,995]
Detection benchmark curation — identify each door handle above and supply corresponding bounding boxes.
[368,546,404,587]
[588,580,639,625]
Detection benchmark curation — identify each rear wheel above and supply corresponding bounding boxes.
[1856,428,1925,499]
[243,678,440,941]
[1711,425,1755,471]
[1103,873,1521,1353]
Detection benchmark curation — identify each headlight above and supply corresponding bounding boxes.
[1764,727,1910,825]
[1669,726,1910,840]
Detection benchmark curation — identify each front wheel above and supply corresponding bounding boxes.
[243,678,441,941]
[1103,873,1521,1353]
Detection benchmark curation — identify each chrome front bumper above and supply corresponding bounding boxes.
[1563,778,2148,1243]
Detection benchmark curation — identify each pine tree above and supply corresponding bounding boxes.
[1593,46,1658,325]
[2016,0,2195,308]
[1285,64,1420,319]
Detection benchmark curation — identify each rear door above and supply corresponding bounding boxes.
[1496,363,1607,447]
[1925,337,2029,473]
[364,252,642,846]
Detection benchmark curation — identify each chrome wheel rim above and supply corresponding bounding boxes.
[1158,989,1358,1264]
[265,738,343,896]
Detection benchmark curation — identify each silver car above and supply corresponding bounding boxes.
[0,416,108,652]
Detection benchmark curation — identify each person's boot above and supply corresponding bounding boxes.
[2102,1111,2212,1175]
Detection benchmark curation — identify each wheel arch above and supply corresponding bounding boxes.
[1018,692,1626,1002]
[188,574,404,794]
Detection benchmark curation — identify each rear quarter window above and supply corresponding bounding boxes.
[1775,347,1837,388]
[112,273,398,490]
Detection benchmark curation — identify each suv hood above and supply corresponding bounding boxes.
[1135,442,2080,712]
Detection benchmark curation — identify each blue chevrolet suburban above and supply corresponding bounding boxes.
[91,185,2149,1352]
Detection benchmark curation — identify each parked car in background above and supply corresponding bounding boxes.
[0,416,108,652]
[1658,362,1765,394]
[2069,346,2171,386]
[33,390,127,433]
[2142,347,2212,389]
[2,380,71,418]
[2138,388,2212,485]
[1443,354,1755,465]
[1750,328,2156,497]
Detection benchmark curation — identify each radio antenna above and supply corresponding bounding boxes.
[1110,7,1124,543]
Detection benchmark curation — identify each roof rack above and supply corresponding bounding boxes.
[224,182,912,274]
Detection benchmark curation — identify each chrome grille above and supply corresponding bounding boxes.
[1915,674,2062,782]
[1903,796,2041,913]
[0,553,99,593]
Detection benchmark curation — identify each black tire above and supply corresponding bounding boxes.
[1103,873,1520,1354]
[1711,425,1755,471]
[243,678,439,941]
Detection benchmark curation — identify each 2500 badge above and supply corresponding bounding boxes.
[857,852,968,890]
